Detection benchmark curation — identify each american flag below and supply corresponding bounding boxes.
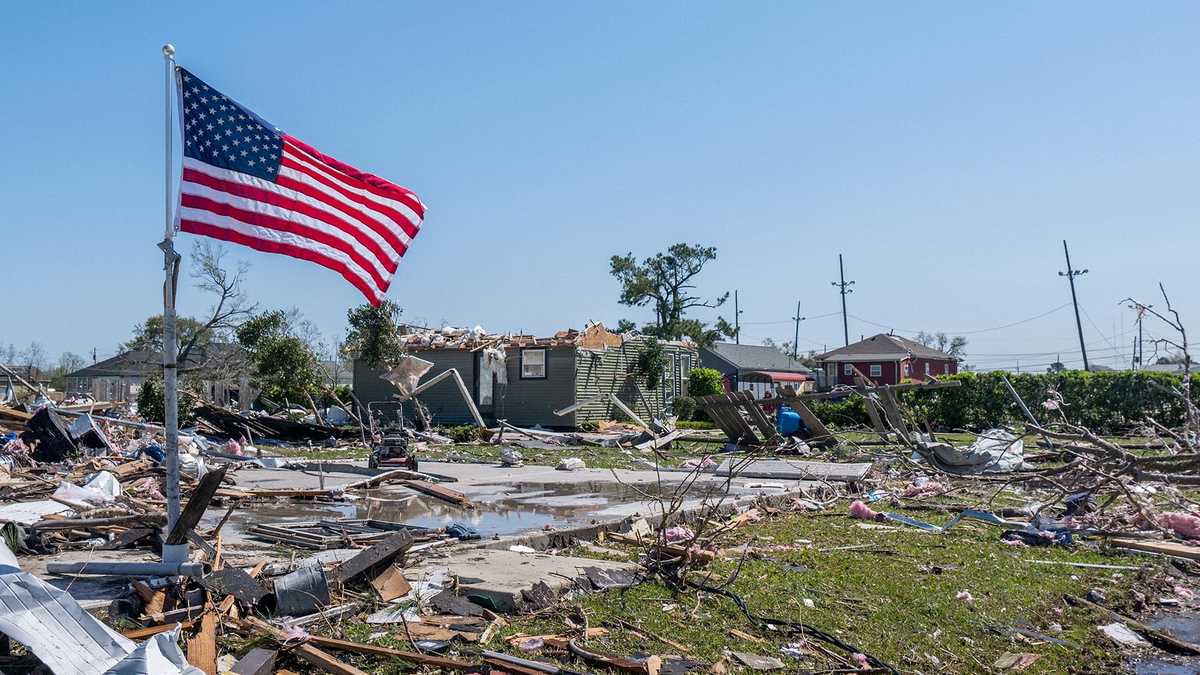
[176,67,425,306]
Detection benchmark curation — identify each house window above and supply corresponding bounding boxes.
[869,364,882,377]
[520,349,547,379]
[827,364,836,380]
[943,363,950,374]
[902,362,910,377]
[843,363,853,375]
[925,362,931,376]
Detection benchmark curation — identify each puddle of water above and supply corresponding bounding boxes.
[1150,612,1200,644]
[208,479,727,544]
[1134,659,1198,675]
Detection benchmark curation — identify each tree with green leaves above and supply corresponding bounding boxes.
[344,300,405,369]
[609,243,735,346]
[235,310,321,406]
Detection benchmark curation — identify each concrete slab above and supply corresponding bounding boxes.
[715,458,872,482]
[405,548,639,613]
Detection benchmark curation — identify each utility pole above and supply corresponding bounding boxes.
[791,300,805,360]
[831,254,854,346]
[1126,301,1151,370]
[734,290,742,344]
[1058,240,1089,372]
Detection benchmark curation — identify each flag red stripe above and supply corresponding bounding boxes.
[273,169,410,254]
[180,192,390,292]
[182,166,402,272]
[180,220,383,305]
[283,134,426,220]
[279,154,420,241]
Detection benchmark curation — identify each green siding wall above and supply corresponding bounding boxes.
[572,338,698,425]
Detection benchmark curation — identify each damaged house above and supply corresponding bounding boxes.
[353,323,698,429]
[63,345,253,408]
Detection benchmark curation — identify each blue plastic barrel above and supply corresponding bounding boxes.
[777,406,802,435]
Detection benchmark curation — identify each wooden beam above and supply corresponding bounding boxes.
[186,611,218,675]
[233,617,369,675]
[1111,538,1200,560]
[305,635,475,671]
[166,465,228,545]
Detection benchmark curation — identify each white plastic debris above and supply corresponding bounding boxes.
[508,545,537,554]
[555,457,585,471]
[51,471,122,510]
[500,447,524,467]
[1098,622,1148,646]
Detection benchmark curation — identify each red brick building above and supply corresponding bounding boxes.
[816,333,958,387]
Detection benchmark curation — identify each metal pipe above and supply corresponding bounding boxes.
[46,561,207,577]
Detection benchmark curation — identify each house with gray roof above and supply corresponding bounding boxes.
[700,342,815,397]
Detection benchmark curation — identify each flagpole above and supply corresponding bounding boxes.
[160,43,184,560]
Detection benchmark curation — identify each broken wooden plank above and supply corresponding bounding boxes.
[234,617,369,675]
[186,611,218,675]
[121,619,196,639]
[166,465,228,546]
[306,635,475,671]
[633,429,684,452]
[327,531,414,584]
[1111,538,1200,560]
[398,480,471,507]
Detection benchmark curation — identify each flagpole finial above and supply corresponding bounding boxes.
[162,43,175,58]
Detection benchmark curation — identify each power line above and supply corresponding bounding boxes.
[846,302,1071,337]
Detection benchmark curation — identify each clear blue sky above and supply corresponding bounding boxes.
[3,2,1196,372]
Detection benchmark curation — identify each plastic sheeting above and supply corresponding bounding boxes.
[51,471,122,511]
[917,429,1026,474]
[382,355,435,396]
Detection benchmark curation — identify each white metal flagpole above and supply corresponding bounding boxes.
[159,43,184,559]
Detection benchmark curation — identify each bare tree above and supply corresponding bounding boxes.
[1122,283,1195,437]
[180,241,256,368]
[19,341,47,371]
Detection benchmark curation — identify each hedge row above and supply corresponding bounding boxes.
[807,370,1199,435]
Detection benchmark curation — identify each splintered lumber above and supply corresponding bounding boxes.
[186,611,218,675]
[306,635,474,671]
[31,515,159,530]
[198,566,269,607]
[1110,538,1200,560]
[234,617,369,675]
[327,531,414,583]
[370,565,412,601]
[344,468,432,490]
[634,429,684,451]
[398,480,471,507]
[166,465,228,546]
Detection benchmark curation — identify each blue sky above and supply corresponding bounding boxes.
[2,2,1196,372]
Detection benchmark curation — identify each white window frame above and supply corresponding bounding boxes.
[925,362,931,376]
[943,363,950,374]
[843,363,853,375]
[902,362,910,377]
[520,348,547,379]
[869,364,882,378]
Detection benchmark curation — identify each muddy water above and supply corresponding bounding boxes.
[1131,611,1200,674]
[210,479,725,543]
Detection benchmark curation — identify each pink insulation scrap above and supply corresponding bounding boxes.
[956,590,974,603]
[901,480,947,498]
[1159,512,1200,539]
[848,500,882,521]
[852,653,870,670]
[664,526,695,543]
[224,439,243,455]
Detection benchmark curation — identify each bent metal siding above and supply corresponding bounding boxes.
[571,337,697,426]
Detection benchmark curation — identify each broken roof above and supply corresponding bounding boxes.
[816,333,955,361]
[704,342,812,373]
[401,322,694,352]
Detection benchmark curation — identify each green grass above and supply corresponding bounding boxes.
[415,441,719,470]
[492,506,1168,674]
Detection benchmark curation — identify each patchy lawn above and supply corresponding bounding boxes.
[240,501,1183,674]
